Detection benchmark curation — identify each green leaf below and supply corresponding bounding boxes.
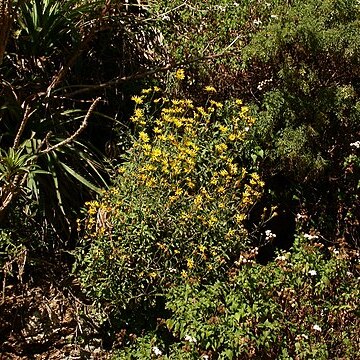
[60,162,102,193]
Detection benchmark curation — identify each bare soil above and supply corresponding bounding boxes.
[0,263,110,360]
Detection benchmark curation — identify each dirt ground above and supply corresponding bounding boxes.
[0,263,111,360]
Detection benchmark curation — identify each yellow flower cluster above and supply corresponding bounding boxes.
[84,82,265,285]
[123,88,262,263]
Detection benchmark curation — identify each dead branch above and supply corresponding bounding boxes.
[40,97,101,154]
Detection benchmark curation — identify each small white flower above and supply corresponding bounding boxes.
[302,334,309,339]
[152,346,162,356]
[184,335,197,343]
[313,324,322,332]
[309,270,317,276]
[201,355,210,360]
[251,247,259,255]
[275,255,287,261]
[333,248,340,255]
[169,268,177,273]
[304,234,319,240]
[265,229,276,240]
[253,18,262,26]
[350,141,360,148]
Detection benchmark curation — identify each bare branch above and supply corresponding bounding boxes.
[0,0,12,65]
[40,97,101,155]
[13,104,36,149]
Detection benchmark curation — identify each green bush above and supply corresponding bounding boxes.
[75,82,265,312]
[114,235,360,359]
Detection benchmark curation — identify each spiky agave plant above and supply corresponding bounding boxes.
[0,96,107,237]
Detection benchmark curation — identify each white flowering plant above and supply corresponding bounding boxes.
[113,234,359,359]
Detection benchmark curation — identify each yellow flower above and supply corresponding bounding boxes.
[186,149,197,157]
[143,164,156,172]
[210,176,218,185]
[173,118,183,127]
[235,213,246,223]
[134,108,144,118]
[167,134,176,142]
[186,178,196,189]
[139,131,150,142]
[215,143,228,153]
[228,133,236,141]
[228,163,238,174]
[197,106,208,117]
[210,100,223,108]
[131,95,144,104]
[225,229,236,239]
[204,86,216,93]
[175,188,183,196]
[240,106,250,114]
[194,194,202,206]
[87,207,97,216]
[175,69,185,80]
[141,88,152,94]
[247,117,256,125]
[187,258,194,269]
[218,125,228,133]
[184,99,194,108]
[145,179,156,187]
[220,169,229,177]
[142,144,152,154]
[208,216,218,227]
[151,148,162,157]
[169,195,177,203]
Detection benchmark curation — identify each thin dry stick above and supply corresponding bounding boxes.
[0,175,20,213]
[0,0,12,65]
[13,104,36,148]
[40,97,101,154]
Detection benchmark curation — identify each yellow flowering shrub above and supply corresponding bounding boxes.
[76,85,264,310]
